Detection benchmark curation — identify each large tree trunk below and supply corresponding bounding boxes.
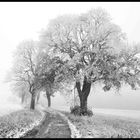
[76,76,91,115]
[79,95,88,113]
[30,92,36,110]
[46,90,51,107]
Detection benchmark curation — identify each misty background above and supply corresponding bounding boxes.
[0,2,140,112]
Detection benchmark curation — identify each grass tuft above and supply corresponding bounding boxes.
[70,105,93,116]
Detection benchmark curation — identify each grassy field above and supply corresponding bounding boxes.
[60,111,140,138]
[0,107,45,138]
[1,103,140,138]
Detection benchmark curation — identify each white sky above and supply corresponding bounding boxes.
[1,2,140,109]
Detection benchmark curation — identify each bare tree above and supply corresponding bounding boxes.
[11,81,30,104]
[11,40,40,110]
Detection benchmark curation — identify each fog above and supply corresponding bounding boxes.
[51,84,140,110]
[0,2,140,114]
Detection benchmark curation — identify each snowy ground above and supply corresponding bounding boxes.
[0,105,45,138]
[92,108,140,120]
[52,105,140,120]
[62,111,140,138]
[0,103,45,138]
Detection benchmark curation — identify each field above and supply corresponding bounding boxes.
[1,102,140,138]
[0,106,45,138]
[60,110,140,138]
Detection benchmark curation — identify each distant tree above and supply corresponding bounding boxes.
[11,81,30,104]
[40,8,140,115]
[35,50,65,107]
[11,40,40,110]
[36,89,41,104]
[58,82,80,107]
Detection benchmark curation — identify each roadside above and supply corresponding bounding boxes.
[0,108,45,138]
[4,105,140,138]
[0,106,77,138]
[22,108,71,138]
[60,110,140,138]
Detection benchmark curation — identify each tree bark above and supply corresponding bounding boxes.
[46,90,51,107]
[30,92,35,110]
[76,76,91,115]
[79,94,88,114]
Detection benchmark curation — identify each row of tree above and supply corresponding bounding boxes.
[8,8,140,115]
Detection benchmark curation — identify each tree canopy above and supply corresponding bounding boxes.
[8,7,140,115]
[38,8,140,115]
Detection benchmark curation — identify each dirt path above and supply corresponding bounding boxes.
[21,109,71,138]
